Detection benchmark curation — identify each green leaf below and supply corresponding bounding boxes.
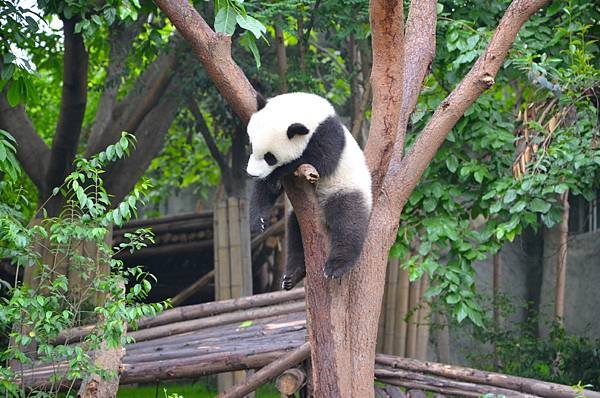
[446,293,460,304]
[0,142,6,161]
[236,14,266,39]
[528,198,551,213]
[239,33,261,68]
[423,197,437,213]
[239,320,253,328]
[214,6,237,36]
[446,155,458,173]
[503,189,517,204]
[6,80,21,106]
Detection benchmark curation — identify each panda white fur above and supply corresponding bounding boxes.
[247,92,372,290]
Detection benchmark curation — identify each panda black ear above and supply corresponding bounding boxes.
[256,93,267,111]
[287,123,309,139]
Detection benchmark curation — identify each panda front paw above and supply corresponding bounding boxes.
[281,274,294,290]
[323,258,353,279]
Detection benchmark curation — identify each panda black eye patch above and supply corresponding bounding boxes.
[264,152,277,166]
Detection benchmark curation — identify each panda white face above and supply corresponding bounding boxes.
[246,92,336,179]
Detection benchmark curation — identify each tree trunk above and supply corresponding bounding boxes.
[555,191,569,324]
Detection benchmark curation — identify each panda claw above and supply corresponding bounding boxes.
[324,258,352,279]
[281,275,294,290]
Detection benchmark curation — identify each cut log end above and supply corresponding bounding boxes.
[276,367,306,395]
[293,164,319,183]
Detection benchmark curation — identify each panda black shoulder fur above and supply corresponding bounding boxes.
[247,92,372,290]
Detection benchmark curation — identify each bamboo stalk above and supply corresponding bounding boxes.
[394,268,410,356]
[405,278,421,358]
[415,275,430,361]
[383,258,399,353]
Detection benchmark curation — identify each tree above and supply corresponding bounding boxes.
[153,0,551,395]
[0,1,196,216]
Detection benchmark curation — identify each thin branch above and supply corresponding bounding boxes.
[386,0,551,210]
[86,16,146,154]
[187,98,230,176]
[47,18,88,194]
[153,0,258,123]
[0,95,50,191]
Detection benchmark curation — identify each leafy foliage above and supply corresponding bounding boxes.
[391,0,599,326]
[468,302,600,390]
[0,133,164,397]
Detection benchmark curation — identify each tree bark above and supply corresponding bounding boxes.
[555,190,569,324]
[0,96,49,191]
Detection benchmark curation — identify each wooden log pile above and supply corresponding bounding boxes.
[16,287,600,398]
[375,354,600,398]
[18,288,307,390]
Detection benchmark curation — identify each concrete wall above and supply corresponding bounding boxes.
[540,228,600,338]
[435,228,600,365]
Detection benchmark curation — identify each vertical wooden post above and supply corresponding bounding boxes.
[394,268,410,356]
[492,251,502,368]
[383,257,399,352]
[416,275,430,361]
[405,279,421,358]
[555,190,569,325]
[214,194,253,394]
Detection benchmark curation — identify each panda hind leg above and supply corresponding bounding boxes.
[323,191,369,279]
[282,211,306,290]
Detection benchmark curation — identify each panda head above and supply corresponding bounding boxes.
[246,92,336,179]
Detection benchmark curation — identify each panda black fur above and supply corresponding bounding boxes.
[247,92,372,290]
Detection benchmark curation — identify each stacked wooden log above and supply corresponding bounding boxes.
[113,212,214,259]
[18,288,306,390]
[375,354,600,398]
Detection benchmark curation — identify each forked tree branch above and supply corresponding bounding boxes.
[385,0,551,211]
[46,18,88,194]
[363,0,405,193]
[0,96,49,191]
[153,0,258,123]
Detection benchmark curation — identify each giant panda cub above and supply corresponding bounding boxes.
[247,92,372,290]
